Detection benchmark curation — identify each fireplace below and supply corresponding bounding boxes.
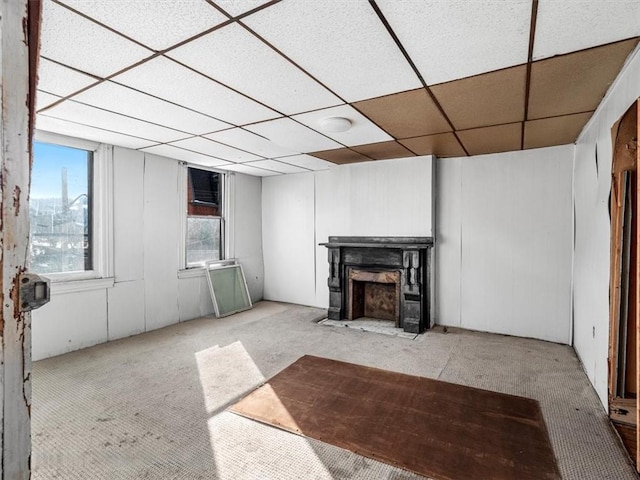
[321,236,434,333]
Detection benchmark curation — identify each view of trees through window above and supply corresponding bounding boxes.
[29,141,91,274]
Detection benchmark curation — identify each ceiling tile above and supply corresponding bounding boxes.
[245,118,342,152]
[351,141,415,161]
[112,57,279,125]
[524,112,593,150]
[310,148,370,165]
[219,163,280,177]
[457,123,522,156]
[399,133,466,157]
[204,128,299,158]
[60,0,226,51]
[213,0,272,17]
[272,154,333,171]
[431,66,527,130]
[169,23,341,115]
[376,0,531,85]
[292,104,392,147]
[533,0,640,60]
[43,100,190,143]
[36,115,157,150]
[170,137,263,163]
[242,0,421,102]
[36,90,62,111]
[41,1,152,77]
[245,160,309,174]
[37,59,99,98]
[72,81,230,135]
[353,89,451,139]
[528,39,639,120]
[140,144,231,167]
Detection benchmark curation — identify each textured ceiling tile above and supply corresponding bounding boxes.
[73,81,230,135]
[41,1,152,77]
[524,112,593,150]
[399,133,466,157]
[219,163,280,176]
[242,0,421,102]
[309,148,371,165]
[36,115,157,150]
[533,0,640,60]
[528,39,639,120]
[457,123,522,156]
[36,90,62,111]
[37,59,99,98]
[59,0,226,50]
[213,0,272,17]
[112,57,279,125]
[431,66,527,130]
[353,89,451,139]
[376,0,531,85]
[169,24,341,114]
[140,144,231,167]
[292,104,392,146]
[205,128,299,158]
[245,118,342,152]
[351,141,415,161]
[43,100,190,143]
[245,159,309,174]
[272,154,333,171]
[170,137,263,163]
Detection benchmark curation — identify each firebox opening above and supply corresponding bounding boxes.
[348,269,401,327]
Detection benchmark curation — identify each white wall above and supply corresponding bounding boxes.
[436,146,574,344]
[262,156,434,308]
[573,43,640,408]
[32,147,264,360]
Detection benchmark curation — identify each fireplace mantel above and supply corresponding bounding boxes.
[320,236,433,333]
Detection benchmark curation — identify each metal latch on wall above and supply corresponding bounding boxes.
[19,273,50,312]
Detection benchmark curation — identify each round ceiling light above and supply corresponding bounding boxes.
[319,116,352,133]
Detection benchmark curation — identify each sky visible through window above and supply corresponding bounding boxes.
[32,142,88,199]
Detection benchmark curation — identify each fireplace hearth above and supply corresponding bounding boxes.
[320,236,434,334]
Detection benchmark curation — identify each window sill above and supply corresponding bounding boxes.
[178,268,206,279]
[49,277,115,295]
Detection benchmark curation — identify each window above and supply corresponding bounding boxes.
[186,167,224,266]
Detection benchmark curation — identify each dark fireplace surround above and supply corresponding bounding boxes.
[321,236,434,334]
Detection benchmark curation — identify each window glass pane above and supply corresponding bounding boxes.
[187,217,221,265]
[30,142,91,274]
[207,265,251,316]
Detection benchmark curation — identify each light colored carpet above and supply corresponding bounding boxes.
[32,301,637,479]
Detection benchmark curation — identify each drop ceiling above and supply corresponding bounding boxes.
[36,0,640,177]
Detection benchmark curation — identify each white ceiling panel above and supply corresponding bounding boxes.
[245,118,342,152]
[213,0,272,17]
[36,90,62,111]
[533,0,640,60]
[292,104,392,146]
[204,128,299,158]
[37,59,99,98]
[113,56,279,125]
[44,100,190,143]
[245,159,309,174]
[170,137,263,163]
[73,81,231,135]
[376,0,531,85]
[36,115,157,150]
[272,154,333,171]
[242,1,422,102]
[219,163,279,177]
[169,23,342,115]
[41,1,152,78]
[60,0,226,51]
[140,144,231,167]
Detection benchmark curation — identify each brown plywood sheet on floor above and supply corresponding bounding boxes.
[431,65,527,130]
[230,355,561,480]
[528,38,639,120]
[352,88,451,139]
[457,122,522,156]
[309,147,370,164]
[399,132,466,157]
[351,140,415,160]
[613,421,638,465]
[524,112,593,149]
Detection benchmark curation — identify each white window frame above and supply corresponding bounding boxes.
[178,163,230,273]
[32,131,114,287]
